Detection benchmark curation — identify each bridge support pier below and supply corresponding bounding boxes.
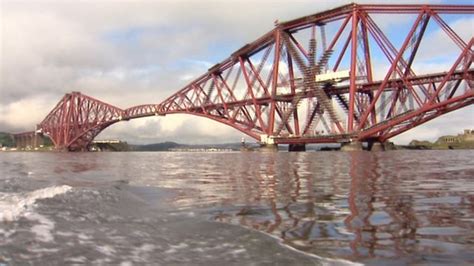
[367,141,396,151]
[368,141,385,152]
[341,141,364,151]
[259,144,278,152]
[259,134,278,152]
[288,144,306,152]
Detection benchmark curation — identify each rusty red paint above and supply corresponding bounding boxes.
[36,4,473,150]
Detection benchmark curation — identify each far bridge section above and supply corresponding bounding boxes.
[37,92,159,151]
[36,3,473,151]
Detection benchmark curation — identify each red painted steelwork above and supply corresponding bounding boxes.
[156,4,473,144]
[39,92,125,151]
[37,4,473,150]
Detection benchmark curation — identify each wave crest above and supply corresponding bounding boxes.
[0,185,72,222]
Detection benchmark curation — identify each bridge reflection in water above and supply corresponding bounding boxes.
[160,151,474,263]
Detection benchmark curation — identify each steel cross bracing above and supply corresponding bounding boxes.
[38,92,163,151]
[39,92,125,151]
[37,4,473,151]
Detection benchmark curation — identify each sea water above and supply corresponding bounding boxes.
[1,150,473,265]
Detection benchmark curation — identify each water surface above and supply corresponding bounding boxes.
[1,150,473,265]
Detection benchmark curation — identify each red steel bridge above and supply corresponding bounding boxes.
[30,4,473,151]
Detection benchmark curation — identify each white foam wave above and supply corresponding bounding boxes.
[27,212,55,242]
[0,185,72,222]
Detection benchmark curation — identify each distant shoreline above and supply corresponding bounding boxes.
[2,130,474,152]
[2,143,473,152]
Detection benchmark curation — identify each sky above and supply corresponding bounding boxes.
[1,0,473,144]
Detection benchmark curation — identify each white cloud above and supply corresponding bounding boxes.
[0,95,55,131]
[417,16,474,61]
[98,115,243,144]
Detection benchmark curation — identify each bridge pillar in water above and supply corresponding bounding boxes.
[367,141,386,151]
[341,141,364,151]
[288,144,306,152]
[367,141,396,151]
[259,134,278,152]
[260,143,278,152]
[368,141,385,151]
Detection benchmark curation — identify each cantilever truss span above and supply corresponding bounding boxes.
[38,4,473,151]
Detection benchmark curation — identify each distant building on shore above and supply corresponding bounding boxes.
[408,129,474,150]
[436,129,474,144]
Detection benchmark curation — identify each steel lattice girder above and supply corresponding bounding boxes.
[39,92,125,151]
[38,4,473,150]
[156,3,473,144]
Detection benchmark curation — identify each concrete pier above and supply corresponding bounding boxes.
[288,144,306,152]
[368,141,385,151]
[259,144,278,152]
[259,134,278,152]
[367,141,396,151]
[341,141,364,151]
